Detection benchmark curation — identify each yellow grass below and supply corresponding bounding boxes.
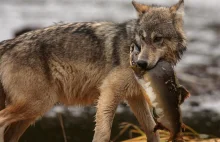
[113,122,220,142]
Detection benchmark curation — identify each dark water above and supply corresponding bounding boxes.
[0,0,220,141]
[20,105,140,142]
[19,106,220,142]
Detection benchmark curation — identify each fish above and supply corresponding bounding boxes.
[131,60,190,141]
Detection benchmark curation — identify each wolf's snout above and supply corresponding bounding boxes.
[136,60,148,70]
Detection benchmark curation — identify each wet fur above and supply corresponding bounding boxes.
[0,0,186,142]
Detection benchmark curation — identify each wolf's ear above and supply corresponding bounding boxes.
[170,0,184,16]
[132,1,150,16]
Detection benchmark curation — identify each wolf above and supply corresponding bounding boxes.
[0,0,186,142]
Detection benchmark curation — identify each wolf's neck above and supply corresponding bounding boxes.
[123,19,137,40]
[111,19,138,67]
[93,19,137,68]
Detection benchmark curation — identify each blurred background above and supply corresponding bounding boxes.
[0,0,219,141]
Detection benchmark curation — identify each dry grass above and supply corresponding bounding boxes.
[113,122,220,142]
[57,113,67,142]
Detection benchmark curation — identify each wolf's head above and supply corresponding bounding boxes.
[130,0,186,70]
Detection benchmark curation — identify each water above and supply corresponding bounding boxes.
[0,0,220,141]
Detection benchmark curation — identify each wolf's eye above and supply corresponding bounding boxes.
[134,43,141,53]
[130,45,134,52]
[153,36,163,45]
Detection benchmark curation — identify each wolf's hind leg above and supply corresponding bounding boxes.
[0,105,29,142]
[0,106,36,142]
[4,118,35,142]
[0,91,56,142]
[0,101,55,142]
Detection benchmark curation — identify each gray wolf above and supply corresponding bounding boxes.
[0,0,186,142]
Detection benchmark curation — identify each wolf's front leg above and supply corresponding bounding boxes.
[127,95,160,142]
[92,84,122,142]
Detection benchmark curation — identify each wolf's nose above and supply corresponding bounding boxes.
[136,60,148,70]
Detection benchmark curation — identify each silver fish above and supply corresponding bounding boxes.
[132,61,190,141]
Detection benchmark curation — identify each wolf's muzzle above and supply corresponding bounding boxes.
[136,60,148,70]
